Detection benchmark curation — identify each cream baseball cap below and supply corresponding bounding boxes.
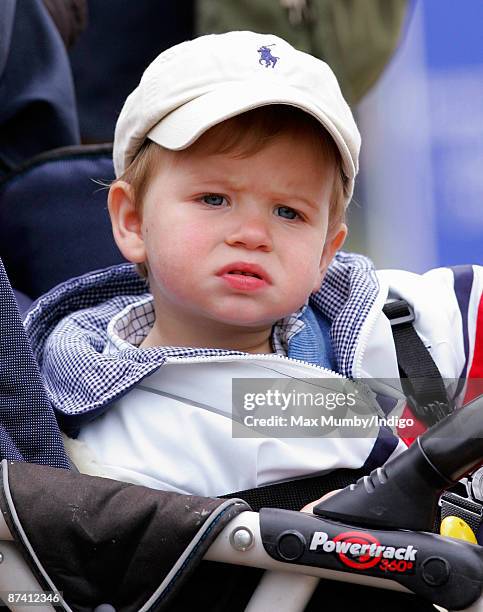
[113,31,361,205]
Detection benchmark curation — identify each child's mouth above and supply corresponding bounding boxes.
[217,262,271,290]
[220,273,268,291]
[228,270,262,278]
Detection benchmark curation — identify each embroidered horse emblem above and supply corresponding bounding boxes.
[257,45,279,68]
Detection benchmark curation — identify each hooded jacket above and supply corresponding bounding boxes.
[24,252,483,496]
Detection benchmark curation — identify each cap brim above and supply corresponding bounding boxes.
[147,80,356,189]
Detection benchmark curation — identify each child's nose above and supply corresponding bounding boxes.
[225,212,273,252]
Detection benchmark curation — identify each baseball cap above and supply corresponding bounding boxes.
[113,31,361,205]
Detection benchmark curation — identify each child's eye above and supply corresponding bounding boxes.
[202,194,227,207]
[275,206,299,220]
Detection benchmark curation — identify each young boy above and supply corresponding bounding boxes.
[25,31,483,500]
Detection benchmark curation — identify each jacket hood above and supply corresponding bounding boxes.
[25,254,380,433]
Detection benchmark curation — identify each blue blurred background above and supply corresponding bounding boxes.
[353,0,483,271]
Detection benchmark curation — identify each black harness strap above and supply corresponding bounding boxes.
[222,467,371,512]
[383,299,452,427]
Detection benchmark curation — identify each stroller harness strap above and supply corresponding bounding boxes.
[383,299,452,427]
[223,465,376,512]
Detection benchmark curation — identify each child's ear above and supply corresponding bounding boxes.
[312,223,347,292]
[108,181,146,264]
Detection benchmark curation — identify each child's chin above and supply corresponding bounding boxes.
[210,303,294,327]
[216,312,282,328]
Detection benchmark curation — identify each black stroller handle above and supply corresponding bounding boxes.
[419,392,483,481]
[258,506,483,611]
[314,393,483,531]
[212,394,483,611]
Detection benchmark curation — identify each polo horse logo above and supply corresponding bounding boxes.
[257,45,279,68]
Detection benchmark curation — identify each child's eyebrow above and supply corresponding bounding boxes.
[258,189,324,214]
[202,184,320,209]
[185,170,324,210]
[189,176,321,204]
[183,169,233,186]
[270,191,321,209]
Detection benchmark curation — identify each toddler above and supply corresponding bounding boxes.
[26,31,483,498]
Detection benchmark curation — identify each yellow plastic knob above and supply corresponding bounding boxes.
[440,516,477,544]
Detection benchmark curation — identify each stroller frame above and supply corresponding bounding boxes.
[1,503,483,611]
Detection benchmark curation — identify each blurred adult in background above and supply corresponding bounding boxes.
[69,0,195,143]
[69,0,407,143]
[0,0,87,312]
[198,0,408,105]
[0,0,85,177]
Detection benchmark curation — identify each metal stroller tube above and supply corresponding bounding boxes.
[314,394,483,531]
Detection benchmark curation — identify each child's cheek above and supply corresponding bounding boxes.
[179,222,212,258]
[145,223,212,292]
[289,246,325,299]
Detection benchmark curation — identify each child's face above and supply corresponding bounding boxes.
[111,129,346,346]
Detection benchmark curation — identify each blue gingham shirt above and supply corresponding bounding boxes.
[103,294,307,357]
